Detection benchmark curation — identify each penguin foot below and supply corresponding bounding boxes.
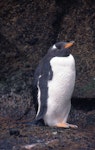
[56,123,70,128]
[67,123,78,129]
[56,123,78,129]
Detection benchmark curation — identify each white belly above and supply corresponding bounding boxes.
[44,54,76,126]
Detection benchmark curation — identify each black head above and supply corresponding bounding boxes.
[48,41,74,57]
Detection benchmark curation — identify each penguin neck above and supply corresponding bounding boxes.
[50,54,75,71]
[47,48,70,58]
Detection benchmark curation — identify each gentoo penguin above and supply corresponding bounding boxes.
[32,41,78,128]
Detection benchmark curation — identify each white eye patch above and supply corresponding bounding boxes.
[52,44,57,49]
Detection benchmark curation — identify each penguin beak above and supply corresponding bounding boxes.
[64,41,74,48]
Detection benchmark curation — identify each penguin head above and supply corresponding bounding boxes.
[48,41,74,57]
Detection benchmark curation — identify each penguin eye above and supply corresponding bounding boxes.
[55,44,61,50]
[55,42,64,50]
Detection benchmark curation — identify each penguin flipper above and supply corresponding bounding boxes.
[32,84,38,114]
[32,60,44,114]
[32,56,53,121]
[32,61,46,118]
[32,80,45,122]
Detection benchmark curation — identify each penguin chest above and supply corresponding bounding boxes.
[48,55,76,100]
[44,55,75,125]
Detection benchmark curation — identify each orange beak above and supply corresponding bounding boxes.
[64,41,74,48]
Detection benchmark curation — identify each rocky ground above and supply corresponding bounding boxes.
[1,124,95,150]
[0,98,95,150]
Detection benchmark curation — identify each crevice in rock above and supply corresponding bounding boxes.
[51,8,63,43]
[72,98,95,111]
[52,0,78,43]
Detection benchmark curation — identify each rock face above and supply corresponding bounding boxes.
[0,0,95,119]
[56,0,95,98]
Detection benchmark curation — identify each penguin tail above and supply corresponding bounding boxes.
[16,119,45,126]
[34,119,45,126]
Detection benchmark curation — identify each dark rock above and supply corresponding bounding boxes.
[27,38,39,45]
[9,129,20,136]
[57,0,95,98]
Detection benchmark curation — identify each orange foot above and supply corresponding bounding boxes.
[56,123,78,129]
